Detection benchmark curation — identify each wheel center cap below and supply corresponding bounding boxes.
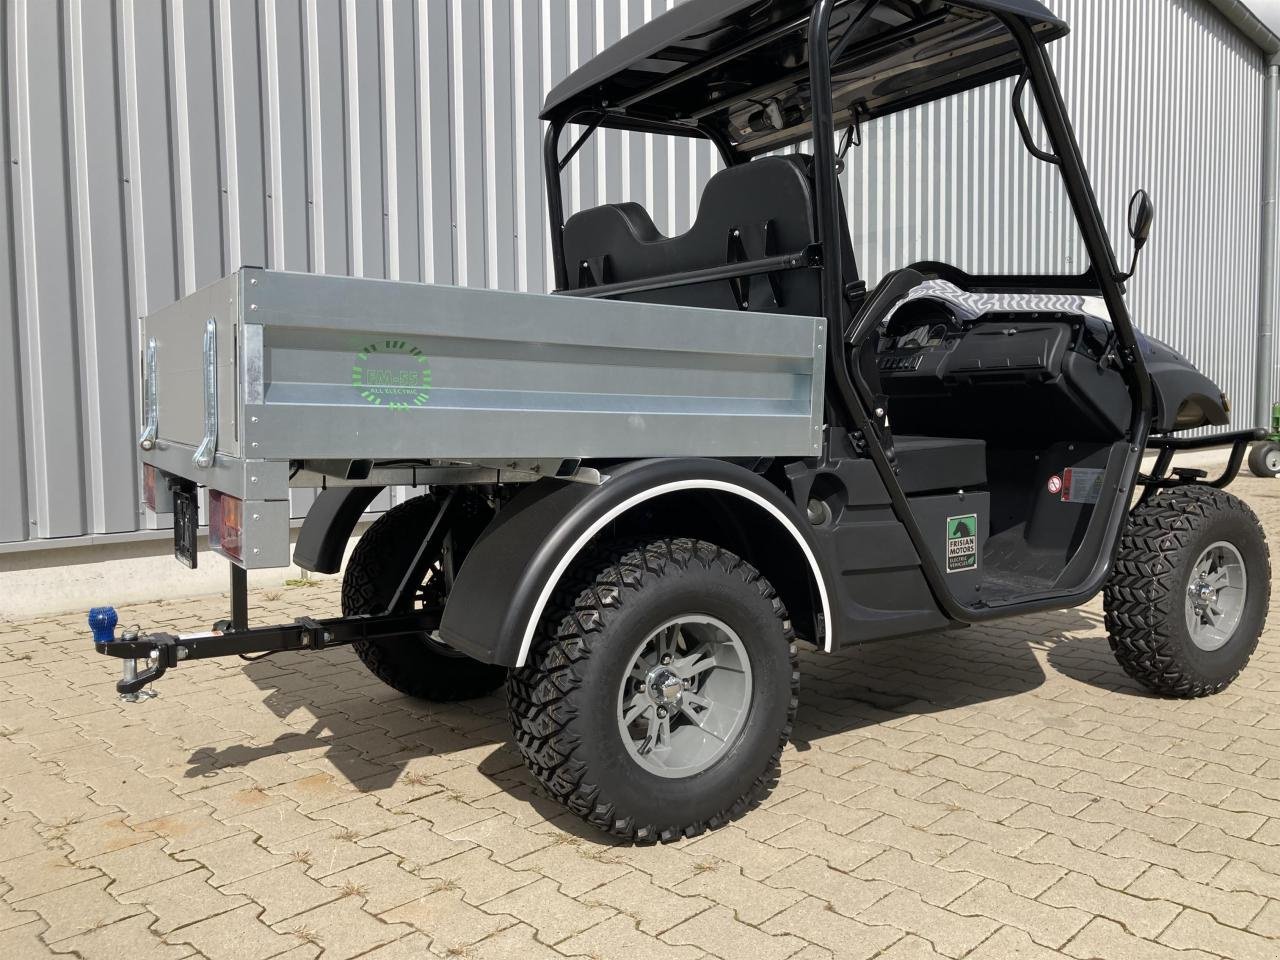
[1189,580,1216,609]
[646,667,684,707]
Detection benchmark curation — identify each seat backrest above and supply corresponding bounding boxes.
[563,155,856,316]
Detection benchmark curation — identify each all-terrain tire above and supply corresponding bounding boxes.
[1248,441,1280,478]
[508,538,799,843]
[342,495,507,702]
[1104,485,1269,698]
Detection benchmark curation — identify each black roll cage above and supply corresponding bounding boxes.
[538,3,1242,624]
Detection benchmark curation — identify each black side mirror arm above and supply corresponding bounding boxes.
[1117,253,1142,284]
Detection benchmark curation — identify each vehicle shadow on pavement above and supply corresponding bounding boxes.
[790,606,1106,749]
[183,651,511,792]
[181,605,1123,812]
[1041,607,1156,697]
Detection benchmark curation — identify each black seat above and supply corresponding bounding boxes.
[894,435,987,495]
[562,155,855,316]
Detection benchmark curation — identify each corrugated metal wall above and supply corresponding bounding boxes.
[844,0,1267,433]
[841,0,1268,434]
[0,0,1273,549]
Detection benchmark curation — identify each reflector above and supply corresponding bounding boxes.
[143,464,157,512]
[209,491,243,562]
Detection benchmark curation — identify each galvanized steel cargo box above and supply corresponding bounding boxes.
[138,268,826,564]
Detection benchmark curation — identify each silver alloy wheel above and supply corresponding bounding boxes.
[1267,448,1280,475]
[1184,541,1248,652]
[616,615,752,779]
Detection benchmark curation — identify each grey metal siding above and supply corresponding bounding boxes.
[0,4,27,544]
[0,0,1272,548]
[1061,0,1266,427]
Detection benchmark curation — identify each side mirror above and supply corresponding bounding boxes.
[1120,189,1154,281]
[1128,189,1154,252]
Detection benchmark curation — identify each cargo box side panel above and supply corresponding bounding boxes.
[142,273,241,458]
[241,269,825,462]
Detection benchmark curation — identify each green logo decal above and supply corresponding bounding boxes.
[351,339,432,411]
[946,514,978,573]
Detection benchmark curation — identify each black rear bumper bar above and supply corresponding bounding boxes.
[1140,428,1266,491]
[95,611,436,697]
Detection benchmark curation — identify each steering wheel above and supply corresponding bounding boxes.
[848,268,927,348]
[883,298,961,350]
[840,269,928,445]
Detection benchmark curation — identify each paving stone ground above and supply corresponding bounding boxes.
[4,477,1280,959]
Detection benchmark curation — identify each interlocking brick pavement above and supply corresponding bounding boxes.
[3,476,1280,958]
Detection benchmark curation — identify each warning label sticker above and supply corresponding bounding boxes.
[946,514,978,573]
[1061,467,1105,504]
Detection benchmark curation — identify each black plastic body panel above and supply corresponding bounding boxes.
[882,316,1130,443]
[910,491,990,600]
[1061,352,1131,437]
[894,436,987,495]
[787,454,957,644]
[293,487,385,575]
[1144,336,1231,432]
[947,321,1071,377]
[439,459,835,666]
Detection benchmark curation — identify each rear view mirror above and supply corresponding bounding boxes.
[1128,189,1154,253]
[1119,189,1154,282]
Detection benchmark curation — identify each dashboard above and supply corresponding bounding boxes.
[867,297,1130,441]
[874,298,1116,382]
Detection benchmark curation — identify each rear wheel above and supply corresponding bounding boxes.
[508,538,798,843]
[342,493,507,702]
[1248,441,1280,478]
[1104,485,1269,698]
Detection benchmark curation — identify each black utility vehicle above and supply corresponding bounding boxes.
[97,0,1270,844]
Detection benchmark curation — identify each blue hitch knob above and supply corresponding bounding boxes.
[88,606,119,645]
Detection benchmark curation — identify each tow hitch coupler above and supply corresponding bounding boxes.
[90,607,175,700]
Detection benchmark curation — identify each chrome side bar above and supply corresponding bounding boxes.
[138,336,158,451]
[193,317,218,468]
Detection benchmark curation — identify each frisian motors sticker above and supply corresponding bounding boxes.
[351,340,432,411]
[946,514,978,573]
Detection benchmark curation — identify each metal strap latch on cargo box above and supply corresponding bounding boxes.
[193,317,218,469]
[138,337,159,451]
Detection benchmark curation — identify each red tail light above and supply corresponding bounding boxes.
[209,491,243,562]
[143,464,157,511]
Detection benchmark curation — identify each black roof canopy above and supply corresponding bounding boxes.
[542,0,1068,157]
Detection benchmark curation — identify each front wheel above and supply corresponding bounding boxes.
[508,538,798,843]
[1104,486,1270,698]
[1248,441,1280,478]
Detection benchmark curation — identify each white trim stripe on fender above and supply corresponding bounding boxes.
[515,479,834,667]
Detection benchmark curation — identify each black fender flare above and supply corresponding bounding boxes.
[1143,335,1231,433]
[293,487,385,574]
[1149,366,1231,432]
[438,459,835,667]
